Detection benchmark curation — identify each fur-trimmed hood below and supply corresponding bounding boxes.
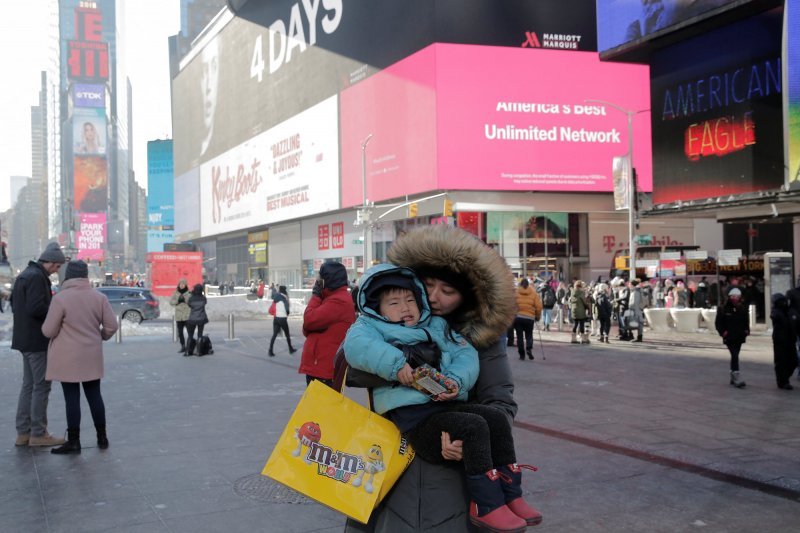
[387,225,516,349]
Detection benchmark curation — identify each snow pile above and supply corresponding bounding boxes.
[156,294,308,321]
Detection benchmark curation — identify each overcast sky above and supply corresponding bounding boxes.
[0,0,180,212]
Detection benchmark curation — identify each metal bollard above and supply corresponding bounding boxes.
[172,318,178,343]
[115,315,122,343]
[557,306,563,331]
[228,313,235,340]
[748,305,756,329]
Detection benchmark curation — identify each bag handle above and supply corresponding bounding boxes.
[332,345,375,411]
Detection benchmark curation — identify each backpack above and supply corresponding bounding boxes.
[542,287,556,308]
[197,335,214,356]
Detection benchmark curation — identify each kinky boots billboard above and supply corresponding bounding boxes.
[173,0,598,176]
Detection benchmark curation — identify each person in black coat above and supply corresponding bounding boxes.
[715,288,750,388]
[185,284,209,355]
[771,293,798,390]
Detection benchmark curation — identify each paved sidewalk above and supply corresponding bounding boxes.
[1,317,799,532]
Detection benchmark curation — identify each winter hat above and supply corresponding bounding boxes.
[363,272,423,314]
[728,288,742,297]
[38,242,66,264]
[64,260,88,281]
[319,261,349,291]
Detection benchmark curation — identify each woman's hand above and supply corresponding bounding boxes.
[396,363,414,386]
[441,432,463,461]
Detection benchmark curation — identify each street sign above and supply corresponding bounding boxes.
[635,234,653,245]
[684,250,708,260]
[660,252,681,260]
[718,249,742,266]
[637,259,659,268]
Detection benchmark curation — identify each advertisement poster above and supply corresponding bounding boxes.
[199,96,339,237]
[76,212,106,260]
[597,0,735,53]
[147,140,175,228]
[73,155,108,213]
[73,108,107,156]
[340,44,651,207]
[173,0,597,176]
[72,83,105,108]
[651,9,784,205]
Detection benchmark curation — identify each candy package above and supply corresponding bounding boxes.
[411,364,458,397]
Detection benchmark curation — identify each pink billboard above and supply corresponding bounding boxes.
[76,212,106,260]
[339,44,651,205]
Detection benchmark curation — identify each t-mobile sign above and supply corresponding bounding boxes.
[340,44,651,207]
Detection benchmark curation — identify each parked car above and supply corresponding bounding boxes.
[96,287,160,323]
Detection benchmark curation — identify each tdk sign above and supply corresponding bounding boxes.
[73,83,105,108]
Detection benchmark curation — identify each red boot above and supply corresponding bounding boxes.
[498,463,543,526]
[466,469,527,533]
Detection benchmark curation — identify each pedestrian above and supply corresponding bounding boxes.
[10,242,67,447]
[770,293,797,390]
[569,280,590,344]
[257,280,265,299]
[269,285,297,356]
[627,279,645,343]
[614,278,631,340]
[513,278,542,360]
[343,225,524,532]
[714,288,749,388]
[344,264,539,531]
[42,260,118,454]
[169,279,191,354]
[595,283,613,343]
[299,261,356,387]
[539,281,557,331]
[185,283,209,355]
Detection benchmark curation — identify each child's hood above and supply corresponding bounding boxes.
[357,264,432,325]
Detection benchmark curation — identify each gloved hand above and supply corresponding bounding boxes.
[178,295,185,304]
[402,341,442,370]
[312,279,324,298]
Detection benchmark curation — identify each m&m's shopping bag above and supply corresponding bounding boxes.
[262,380,415,523]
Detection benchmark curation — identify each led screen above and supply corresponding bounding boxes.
[650,9,783,204]
[597,0,737,53]
[73,155,108,213]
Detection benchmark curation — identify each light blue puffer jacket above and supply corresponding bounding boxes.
[343,264,479,415]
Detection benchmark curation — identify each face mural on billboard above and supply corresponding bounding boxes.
[597,0,736,53]
[74,155,108,213]
[340,44,651,207]
[73,108,107,156]
[651,8,783,205]
[172,0,598,176]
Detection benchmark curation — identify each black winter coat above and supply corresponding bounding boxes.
[714,302,749,345]
[771,305,796,350]
[10,261,53,352]
[187,294,209,325]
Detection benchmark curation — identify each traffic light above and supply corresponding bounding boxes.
[409,203,418,217]
[443,198,454,217]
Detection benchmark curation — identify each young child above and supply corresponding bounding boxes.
[344,264,540,532]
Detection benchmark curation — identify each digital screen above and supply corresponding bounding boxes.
[340,44,651,207]
[650,8,784,204]
[597,0,737,53]
[73,155,108,213]
[72,108,106,156]
[147,140,175,228]
[76,213,106,261]
[788,1,800,187]
[172,0,597,176]
[72,83,105,108]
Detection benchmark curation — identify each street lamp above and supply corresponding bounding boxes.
[360,133,373,271]
[585,99,648,276]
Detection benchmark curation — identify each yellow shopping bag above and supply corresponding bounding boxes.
[262,380,415,523]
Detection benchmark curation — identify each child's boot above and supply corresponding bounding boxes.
[498,463,543,526]
[466,469,527,533]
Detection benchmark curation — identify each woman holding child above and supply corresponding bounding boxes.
[345,225,536,532]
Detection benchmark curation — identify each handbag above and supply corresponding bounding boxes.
[623,309,639,328]
[268,301,277,316]
[262,380,415,523]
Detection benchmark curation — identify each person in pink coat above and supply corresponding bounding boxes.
[42,260,118,454]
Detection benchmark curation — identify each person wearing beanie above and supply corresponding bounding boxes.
[269,285,297,356]
[185,284,209,355]
[10,242,67,447]
[345,264,535,533]
[715,287,750,388]
[42,260,118,454]
[299,261,355,386]
[169,279,191,353]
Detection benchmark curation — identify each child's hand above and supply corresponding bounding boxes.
[441,432,463,461]
[434,384,459,402]
[396,363,414,386]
